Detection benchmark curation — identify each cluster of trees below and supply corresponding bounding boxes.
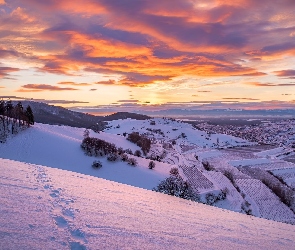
[127,132,151,155]
[81,132,138,167]
[81,136,117,156]
[153,167,198,201]
[0,100,34,142]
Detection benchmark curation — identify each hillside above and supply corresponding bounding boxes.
[1,118,295,225]
[1,158,295,250]
[16,101,106,129]
[0,123,170,190]
[11,101,151,130]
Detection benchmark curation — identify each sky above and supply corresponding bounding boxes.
[0,0,295,114]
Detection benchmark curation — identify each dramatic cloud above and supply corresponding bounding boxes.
[0,0,294,105]
[17,84,78,92]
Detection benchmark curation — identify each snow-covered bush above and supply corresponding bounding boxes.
[153,168,198,202]
[107,153,119,162]
[127,157,137,166]
[121,153,129,162]
[83,129,90,139]
[117,147,124,155]
[170,167,179,176]
[125,148,133,155]
[150,120,156,125]
[92,160,102,169]
[202,161,215,171]
[134,150,142,157]
[148,161,155,169]
[205,191,227,205]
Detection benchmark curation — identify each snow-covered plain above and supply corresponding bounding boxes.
[1,158,295,250]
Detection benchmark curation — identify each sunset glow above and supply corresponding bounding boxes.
[1,0,295,112]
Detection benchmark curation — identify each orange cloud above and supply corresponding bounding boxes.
[2,0,294,93]
[67,32,152,58]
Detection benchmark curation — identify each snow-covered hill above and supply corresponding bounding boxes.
[105,118,253,148]
[1,158,295,250]
[1,119,295,225]
[0,123,171,190]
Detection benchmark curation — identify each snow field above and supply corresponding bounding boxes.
[1,158,295,250]
[0,123,171,190]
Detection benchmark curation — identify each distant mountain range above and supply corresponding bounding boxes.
[138,108,295,119]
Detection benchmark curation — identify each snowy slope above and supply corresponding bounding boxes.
[105,118,252,148]
[0,123,171,190]
[1,158,295,250]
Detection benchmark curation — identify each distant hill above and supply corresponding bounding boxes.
[103,112,150,121]
[10,101,150,129]
[13,101,106,129]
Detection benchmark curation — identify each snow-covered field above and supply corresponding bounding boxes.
[0,123,171,190]
[1,158,295,250]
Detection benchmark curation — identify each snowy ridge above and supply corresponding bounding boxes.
[1,158,295,250]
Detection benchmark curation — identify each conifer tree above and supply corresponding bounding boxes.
[25,105,34,125]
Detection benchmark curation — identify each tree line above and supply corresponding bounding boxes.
[0,100,34,142]
[127,132,151,155]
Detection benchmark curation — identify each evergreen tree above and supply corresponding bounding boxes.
[5,100,13,117]
[15,101,24,126]
[25,105,34,125]
[0,100,5,116]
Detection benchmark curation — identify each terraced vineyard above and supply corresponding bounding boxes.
[180,165,214,192]
[205,171,243,211]
[235,179,295,224]
[271,168,295,189]
[251,161,295,171]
